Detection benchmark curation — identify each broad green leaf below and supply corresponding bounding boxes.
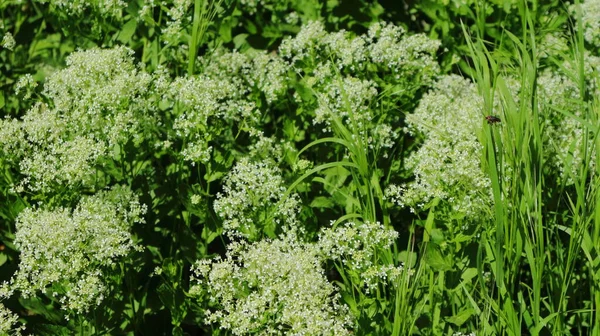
[309,196,335,209]
[425,244,453,271]
[446,308,474,326]
[118,19,137,43]
[398,250,418,268]
[461,268,478,282]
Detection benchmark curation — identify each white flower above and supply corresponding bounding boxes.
[190,233,353,335]
[1,32,16,50]
[0,185,146,315]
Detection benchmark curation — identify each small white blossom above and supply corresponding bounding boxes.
[14,74,37,99]
[0,185,146,316]
[1,32,16,50]
[0,303,25,336]
[318,221,402,292]
[213,158,301,239]
[35,0,127,17]
[402,75,492,221]
[190,233,353,335]
[0,46,159,193]
[572,0,600,48]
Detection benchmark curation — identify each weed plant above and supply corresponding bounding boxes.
[1,0,600,335]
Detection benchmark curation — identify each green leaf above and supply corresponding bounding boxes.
[446,308,474,326]
[244,20,257,34]
[424,244,453,271]
[365,298,378,318]
[429,228,445,244]
[201,223,220,245]
[218,17,234,43]
[341,291,358,316]
[118,19,137,43]
[398,250,418,268]
[461,268,478,282]
[157,283,188,326]
[309,196,334,209]
[233,33,249,49]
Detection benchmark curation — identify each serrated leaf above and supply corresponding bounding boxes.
[309,196,334,209]
[425,244,453,271]
[429,228,445,244]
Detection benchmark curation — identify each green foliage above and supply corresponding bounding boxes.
[1,0,600,335]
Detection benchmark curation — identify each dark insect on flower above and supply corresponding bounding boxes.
[485,115,501,124]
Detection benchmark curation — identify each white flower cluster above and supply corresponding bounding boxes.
[200,48,289,105]
[1,32,15,51]
[160,0,194,43]
[213,157,301,239]
[313,76,378,130]
[14,74,38,99]
[383,183,406,208]
[0,185,146,315]
[402,75,492,220]
[400,50,599,221]
[279,21,440,155]
[537,56,600,183]
[574,0,600,48]
[318,221,402,293]
[190,233,353,335]
[0,303,25,336]
[0,46,157,193]
[34,0,126,17]
[280,21,440,81]
[166,49,288,165]
[365,22,441,84]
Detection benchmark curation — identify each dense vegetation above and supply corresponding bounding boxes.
[1,0,599,335]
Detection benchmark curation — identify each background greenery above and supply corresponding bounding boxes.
[1,0,599,335]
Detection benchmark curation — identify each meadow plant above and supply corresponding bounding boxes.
[154,0,194,44]
[189,233,353,335]
[34,0,127,17]
[365,22,440,85]
[279,21,440,157]
[401,57,599,221]
[0,185,146,316]
[318,220,401,293]
[213,157,301,240]
[401,75,492,222]
[280,21,440,85]
[0,46,158,193]
[4,0,600,333]
[537,66,596,183]
[14,74,38,100]
[0,303,25,336]
[1,32,15,51]
[166,49,288,165]
[573,0,600,48]
[199,48,289,105]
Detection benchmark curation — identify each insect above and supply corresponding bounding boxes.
[485,115,501,124]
